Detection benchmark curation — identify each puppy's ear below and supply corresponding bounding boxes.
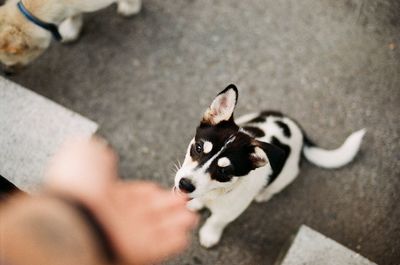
[250,140,286,172]
[202,84,239,125]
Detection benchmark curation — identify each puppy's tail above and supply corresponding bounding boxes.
[302,129,366,169]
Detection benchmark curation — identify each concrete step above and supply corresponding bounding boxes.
[0,77,98,192]
[276,225,377,265]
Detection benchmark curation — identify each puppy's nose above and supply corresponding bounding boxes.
[179,178,195,193]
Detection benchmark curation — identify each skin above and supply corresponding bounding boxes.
[0,137,198,265]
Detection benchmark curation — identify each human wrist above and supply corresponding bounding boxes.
[45,183,134,264]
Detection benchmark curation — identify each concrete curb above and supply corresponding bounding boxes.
[0,77,98,192]
[277,225,377,265]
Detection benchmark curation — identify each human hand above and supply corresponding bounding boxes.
[45,137,198,265]
[45,136,118,200]
[105,182,198,265]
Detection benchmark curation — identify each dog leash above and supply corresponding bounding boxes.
[17,1,62,41]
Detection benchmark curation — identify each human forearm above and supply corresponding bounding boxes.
[0,195,110,265]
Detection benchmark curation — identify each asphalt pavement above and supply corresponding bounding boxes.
[7,0,400,264]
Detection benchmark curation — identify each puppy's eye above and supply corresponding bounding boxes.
[195,142,203,153]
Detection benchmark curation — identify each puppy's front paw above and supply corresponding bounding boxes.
[117,0,142,17]
[199,225,222,248]
[187,199,204,212]
[255,191,274,203]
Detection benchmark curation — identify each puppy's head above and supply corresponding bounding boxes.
[174,84,285,198]
[0,14,49,73]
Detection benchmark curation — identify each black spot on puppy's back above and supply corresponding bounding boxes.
[247,110,284,124]
[261,110,284,117]
[267,137,291,185]
[248,116,266,123]
[275,120,291,137]
[243,126,265,138]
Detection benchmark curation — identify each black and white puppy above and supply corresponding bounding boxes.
[174,84,366,248]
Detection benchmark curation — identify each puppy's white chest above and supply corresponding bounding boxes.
[204,167,269,212]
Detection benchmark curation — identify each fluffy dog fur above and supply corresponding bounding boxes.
[0,0,141,72]
[174,84,366,248]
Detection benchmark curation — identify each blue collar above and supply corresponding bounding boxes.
[17,1,62,41]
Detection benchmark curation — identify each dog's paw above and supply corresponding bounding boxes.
[187,199,204,212]
[199,225,222,248]
[60,30,79,43]
[255,192,274,203]
[59,16,82,43]
[117,0,142,17]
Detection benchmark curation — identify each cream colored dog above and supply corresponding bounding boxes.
[0,0,141,73]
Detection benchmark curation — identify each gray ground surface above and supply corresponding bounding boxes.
[5,0,399,264]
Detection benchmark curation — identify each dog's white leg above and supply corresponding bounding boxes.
[117,0,142,17]
[59,14,83,43]
[255,165,299,202]
[199,214,229,248]
[187,198,205,212]
[255,187,276,202]
[200,188,257,248]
